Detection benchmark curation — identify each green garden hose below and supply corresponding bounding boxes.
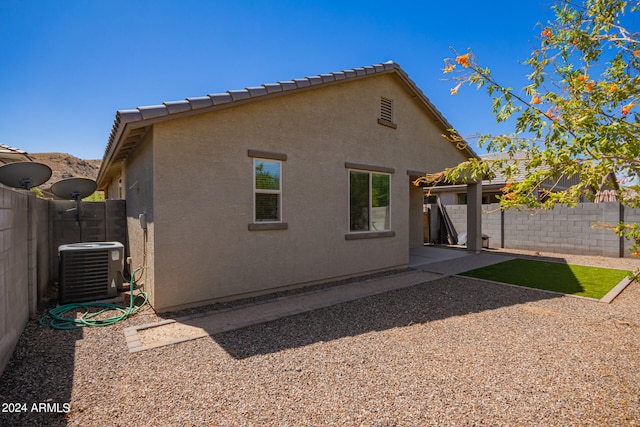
[39,267,148,330]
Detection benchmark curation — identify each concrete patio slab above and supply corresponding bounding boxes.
[408,245,470,268]
[409,246,515,275]
[412,253,516,275]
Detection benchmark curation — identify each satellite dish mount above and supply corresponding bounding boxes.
[51,178,98,243]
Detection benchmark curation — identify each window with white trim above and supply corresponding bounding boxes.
[254,159,282,222]
[349,170,391,231]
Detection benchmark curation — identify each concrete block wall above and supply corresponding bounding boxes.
[33,197,50,306]
[445,205,466,239]
[624,207,640,257]
[1,193,127,376]
[439,202,640,258]
[502,203,621,257]
[481,204,502,245]
[445,204,502,244]
[1,188,32,375]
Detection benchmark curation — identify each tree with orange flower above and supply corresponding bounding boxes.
[420,0,640,257]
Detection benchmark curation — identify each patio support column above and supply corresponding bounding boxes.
[466,180,482,254]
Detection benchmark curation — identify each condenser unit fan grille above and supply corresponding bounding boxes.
[58,243,123,304]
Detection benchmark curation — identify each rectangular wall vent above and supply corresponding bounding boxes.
[378,97,397,128]
[380,97,393,122]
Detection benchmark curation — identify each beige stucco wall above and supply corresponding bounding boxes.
[132,73,469,311]
[103,162,125,201]
[121,131,156,305]
[409,184,426,247]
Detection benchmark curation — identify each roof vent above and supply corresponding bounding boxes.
[378,97,397,129]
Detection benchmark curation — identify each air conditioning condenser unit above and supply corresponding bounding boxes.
[58,242,124,304]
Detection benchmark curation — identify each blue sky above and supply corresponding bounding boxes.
[0,0,555,160]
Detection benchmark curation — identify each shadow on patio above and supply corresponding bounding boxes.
[128,246,582,359]
[211,274,563,359]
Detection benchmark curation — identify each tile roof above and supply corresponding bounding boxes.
[99,61,476,187]
[109,62,399,135]
[427,151,581,192]
[479,151,528,185]
[0,143,28,155]
[0,143,31,163]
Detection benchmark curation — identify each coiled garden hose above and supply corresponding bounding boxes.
[39,267,148,330]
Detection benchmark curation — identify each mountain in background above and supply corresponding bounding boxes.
[30,152,101,185]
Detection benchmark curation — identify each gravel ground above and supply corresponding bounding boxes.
[1,250,639,426]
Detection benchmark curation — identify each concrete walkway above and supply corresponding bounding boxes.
[125,246,514,353]
[409,245,515,275]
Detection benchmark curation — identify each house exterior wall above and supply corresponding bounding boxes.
[103,160,126,201]
[409,184,425,248]
[136,74,468,311]
[121,132,156,303]
[437,191,460,206]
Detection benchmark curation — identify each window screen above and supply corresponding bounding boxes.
[254,159,281,222]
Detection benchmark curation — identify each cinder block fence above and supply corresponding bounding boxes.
[439,202,640,258]
[1,188,35,377]
[0,186,126,375]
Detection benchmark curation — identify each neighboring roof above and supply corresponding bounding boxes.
[427,151,580,193]
[0,143,31,164]
[97,61,478,189]
[478,151,528,186]
[425,152,527,192]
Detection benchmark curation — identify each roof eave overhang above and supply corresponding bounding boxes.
[97,61,477,189]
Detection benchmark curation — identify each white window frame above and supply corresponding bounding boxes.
[348,169,391,233]
[253,158,282,223]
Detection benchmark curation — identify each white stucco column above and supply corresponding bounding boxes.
[466,181,482,254]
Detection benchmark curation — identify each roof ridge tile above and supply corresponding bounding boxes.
[137,105,169,120]
[186,96,213,110]
[306,76,323,85]
[208,93,233,105]
[246,86,268,97]
[262,83,283,94]
[278,81,297,91]
[164,100,192,114]
[318,73,336,83]
[293,79,311,88]
[227,90,251,101]
[117,109,144,123]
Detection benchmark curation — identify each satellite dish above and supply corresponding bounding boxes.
[51,177,97,201]
[0,161,52,190]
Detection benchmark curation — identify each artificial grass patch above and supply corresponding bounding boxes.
[460,258,631,299]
